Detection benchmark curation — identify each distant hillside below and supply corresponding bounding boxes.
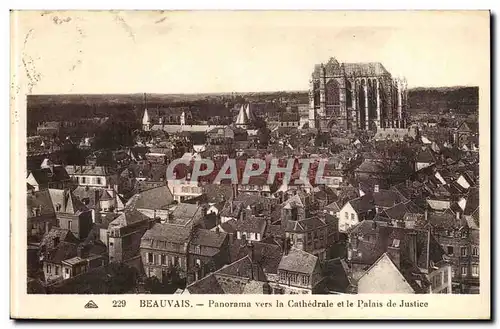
[408,86,478,114]
[27,86,478,132]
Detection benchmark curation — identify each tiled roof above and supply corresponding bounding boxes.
[235,216,267,234]
[384,201,424,221]
[45,241,78,263]
[40,227,78,250]
[322,258,352,293]
[26,190,56,218]
[219,219,237,234]
[278,248,318,275]
[191,229,227,248]
[171,203,204,226]
[141,223,191,247]
[28,166,70,185]
[349,194,374,213]
[464,187,479,216]
[109,209,150,228]
[48,189,88,215]
[284,216,327,233]
[217,255,267,281]
[65,165,114,176]
[128,185,174,210]
[233,241,283,274]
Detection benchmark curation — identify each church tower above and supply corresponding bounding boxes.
[142,108,151,131]
[235,104,250,129]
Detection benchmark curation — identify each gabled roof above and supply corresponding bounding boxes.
[48,189,88,215]
[357,253,416,294]
[40,227,79,250]
[141,223,191,249]
[322,258,352,293]
[191,229,227,249]
[384,201,424,221]
[27,190,56,218]
[284,216,327,233]
[127,185,174,210]
[109,209,150,228]
[235,215,267,234]
[282,194,304,209]
[45,241,78,264]
[463,187,479,216]
[278,248,318,275]
[171,203,204,226]
[347,194,374,214]
[235,105,249,125]
[65,165,115,176]
[232,241,283,274]
[28,166,70,185]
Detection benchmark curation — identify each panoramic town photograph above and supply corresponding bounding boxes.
[24,11,481,295]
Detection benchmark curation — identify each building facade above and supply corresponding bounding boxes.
[308,57,408,131]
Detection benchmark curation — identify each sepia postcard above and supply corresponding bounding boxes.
[10,10,491,320]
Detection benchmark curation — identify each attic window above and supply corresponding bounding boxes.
[56,203,61,212]
[392,239,400,248]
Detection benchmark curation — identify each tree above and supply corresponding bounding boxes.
[257,127,271,147]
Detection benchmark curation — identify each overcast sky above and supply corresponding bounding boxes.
[13,11,489,94]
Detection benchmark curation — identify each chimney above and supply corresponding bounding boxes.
[284,237,291,255]
[408,232,418,265]
[387,247,401,269]
[424,209,428,222]
[247,241,255,263]
[77,244,89,258]
[62,189,68,211]
[456,210,461,220]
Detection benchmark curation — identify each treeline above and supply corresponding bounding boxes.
[408,86,478,114]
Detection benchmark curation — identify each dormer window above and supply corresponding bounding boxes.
[56,203,61,212]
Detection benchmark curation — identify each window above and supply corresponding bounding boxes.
[345,212,348,219]
[55,266,59,275]
[96,177,102,185]
[81,177,86,184]
[194,245,201,254]
[174,257,179,266]
[461,266,467,276]
[196,258,201,267]
[68,221,72,230]
[65,268,69,275]
[460,247,467,257]
[47,264,51,273]
[472,247,478,256]
[447,246,454,255]
[351,213,355,221]
[301,275,310,286]
[161,254,166,265]
[279,271,286,282]
[472,265,479,277]
[147,253,153,264]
